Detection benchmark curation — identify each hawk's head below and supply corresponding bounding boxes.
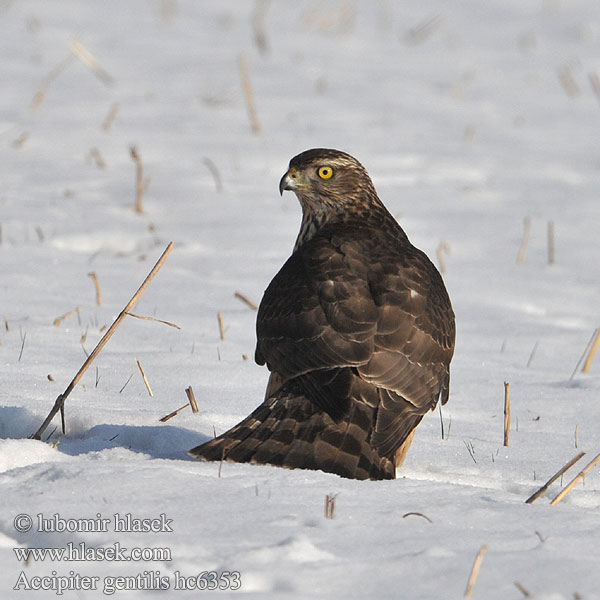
[279,148,377,210]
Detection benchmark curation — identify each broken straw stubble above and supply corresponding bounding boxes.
[31,242,174,440]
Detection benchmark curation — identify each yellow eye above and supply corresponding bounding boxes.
[317,166,333,180]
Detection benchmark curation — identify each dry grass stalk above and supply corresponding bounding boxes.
[31,242,174,440]
[202,157,223,193]
[69,40,114,86]
[18,330,27,362]
[557,65,580,98]
[53,306,83,327]
[185,386,199,413]
[30,54,75,112]
[252,0,271,56]
[547,220,555,265]
[325,494,337,519]
[402,512,432,523]
[464,439,476,464]
[238,54,261,135]
[503,382,510,447]
[103,103,119,131]
[135,358,153,397]
[534,531,546,543]
[217,312,226,340]
[514,581,531,597]
[218,450,225,478]
[526,341,538,368]
[582,328,600,373]
[589,72,600,104]
[88,272,102,305]
[119,373,134,394]
[11,132,29,148]
[405,13,443,44]
[550,452,600,506]
[45,424,58,442]
[440,406,452,440]
[125,312,181,329]
[516,217,531,264]
[130,146,150,213]
[525,451,585,504]
[570,328,599,380]
[464,545,488,598]
[159,403,188,422]
[88,148,106,169]
[234,291,258,311]
[436,241,450,274]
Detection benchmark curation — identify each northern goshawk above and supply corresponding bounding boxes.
[190,148,455,480]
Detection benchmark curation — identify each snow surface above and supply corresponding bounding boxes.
[1,1,600,598]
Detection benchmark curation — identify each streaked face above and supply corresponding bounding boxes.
[279,148,376,209]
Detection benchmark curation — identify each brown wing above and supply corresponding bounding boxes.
[255,218,455,459]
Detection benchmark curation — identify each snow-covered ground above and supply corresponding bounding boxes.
[1,1,600,598]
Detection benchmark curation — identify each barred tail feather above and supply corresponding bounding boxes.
[189,386,395,481]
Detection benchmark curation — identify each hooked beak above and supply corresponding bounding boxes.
[279,172,291,196]
[279,166,300,196]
